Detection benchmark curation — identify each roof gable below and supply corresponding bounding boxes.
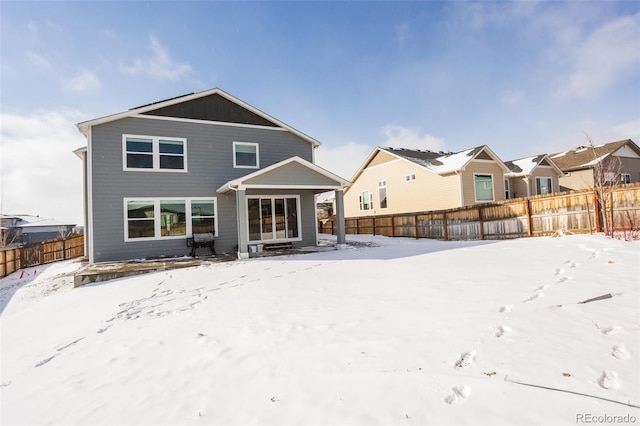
[217,156,351,193]
[550,139,638,171]
[350,145,509,182]
[505,154,564,177]
[76,88,321,147]
[141,93,279,127]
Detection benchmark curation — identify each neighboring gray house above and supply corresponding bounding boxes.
[75,88,350,263]
[0,214,76,245]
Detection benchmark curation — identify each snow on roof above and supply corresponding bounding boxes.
[428,147,482,174]
[385,145,505,175]
[504,155,545,177]
[1,214,75,228]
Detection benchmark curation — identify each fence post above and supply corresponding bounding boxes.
[609,191,614,236]
[478,207,485,240]
[372,217,376,236]
[443,212,448,241]
[525,199,533,237]
[414,214,419,239]
[391,216,396,237]
[593,190,602,232]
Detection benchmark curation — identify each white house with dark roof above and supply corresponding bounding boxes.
[344,145,509,217]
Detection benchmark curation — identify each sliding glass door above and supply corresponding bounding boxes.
[247,196,299,242]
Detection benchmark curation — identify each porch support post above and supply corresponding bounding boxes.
[236,188,250,259]
[335,188,347,249]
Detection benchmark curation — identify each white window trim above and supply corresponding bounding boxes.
[473,173,495,202]
[122,134,188,172]
[378,181,388,209]
[246,195,302,243]
[535,177,553,195]
[233,141,260,169]
[621,173,631,184]
[359,190,373,211]
[405,173,416,182]
[124,197,217,242]
[504,179,510,199]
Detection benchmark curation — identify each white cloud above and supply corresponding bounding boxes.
[381,125,447,152]
[63,70,101,94]
[0,110,86,224]
[561,13,640,99]
[121,36,192,81]
[26,51,51,69]
[315,141,373,181]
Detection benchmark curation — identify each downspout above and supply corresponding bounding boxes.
[86,128,95,264]
[457,171,464,206]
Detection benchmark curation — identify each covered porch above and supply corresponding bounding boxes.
[217,156,351,259]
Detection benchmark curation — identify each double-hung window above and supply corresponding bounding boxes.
[474,174,494,202]
[536,177,552,195]
[123,135,186,171]
[233,142,259,168]
[125,198,216,241]
[621,173,631,184]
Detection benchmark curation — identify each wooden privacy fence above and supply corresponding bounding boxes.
[0,234,85,279]
[319,185,640,241]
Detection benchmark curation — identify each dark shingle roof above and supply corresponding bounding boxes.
[550,139,633,172]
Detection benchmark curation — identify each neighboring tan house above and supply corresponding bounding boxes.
[74,88,350,263]
[550,139,640,191]
[344,145,509,217]
[0,214,76,245]
[504,154,565,199]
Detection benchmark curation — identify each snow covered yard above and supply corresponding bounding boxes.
[1,234,638,426]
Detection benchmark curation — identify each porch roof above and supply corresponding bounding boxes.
[216,156,351,194]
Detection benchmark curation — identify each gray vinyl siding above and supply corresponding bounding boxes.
[245,162,339,186]
[90,116,313,262]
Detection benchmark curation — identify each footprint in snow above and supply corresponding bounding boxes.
[35,355,58,368]
[443,385,471,405]
[565,260,579,269]
[56,337,85,352]
[597,370,619,390]
[495,325,511,338]
[535,285,549,292]
[498,305,512,313]
[556,276,569,284]
[612,344,630,360]
[600,326,621,335]
[455,351,476,368]
[523,292,544,303]
[554,268,565,276]
[97,324,113,334]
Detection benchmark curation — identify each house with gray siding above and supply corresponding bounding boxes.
[75,88,350,263]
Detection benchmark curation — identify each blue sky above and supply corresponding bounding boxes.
[1,1,639,224]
